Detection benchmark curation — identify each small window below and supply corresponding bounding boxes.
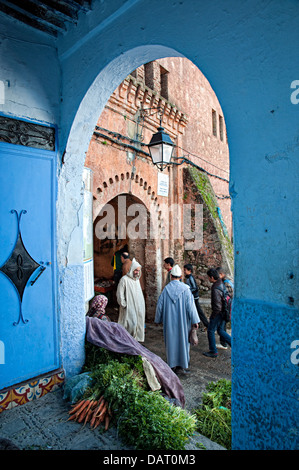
[212,110,217,137]
[144,62,154,89]
[160,66,169,100]
[219,115,224,141]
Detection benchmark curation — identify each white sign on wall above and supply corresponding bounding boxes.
[157,172,169,197]
[83,167,94,302]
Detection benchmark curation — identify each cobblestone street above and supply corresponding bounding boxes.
[0,320,231,451]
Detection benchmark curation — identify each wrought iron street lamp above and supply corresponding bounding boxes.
[147,124,175,171]
[137,105,175,171]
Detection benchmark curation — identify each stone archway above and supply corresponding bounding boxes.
[58,43,230,376]
[92,191,164,321]
[58,5,299,447]
[0,0,297,451]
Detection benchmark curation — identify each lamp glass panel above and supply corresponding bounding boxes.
[162,143,173,163]
[150,145,163,164]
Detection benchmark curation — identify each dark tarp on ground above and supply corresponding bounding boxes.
[85,316,185,407]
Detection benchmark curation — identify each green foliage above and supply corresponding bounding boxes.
[195,407,231,450]
[104,374,197,450]
[188,167,234,267]
[83,342,197,450]
[189,167,218,220]
[193,379,231,450]
[202,379,231,409]
[84,342,145,378]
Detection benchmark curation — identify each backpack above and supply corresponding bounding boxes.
[215,285,232,322]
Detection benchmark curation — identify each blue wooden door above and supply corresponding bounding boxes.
[0,141,59,389]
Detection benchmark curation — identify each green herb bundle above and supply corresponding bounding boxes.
[106,374,197,450]
[202,379,231,409]
[194,379,231,450]
[83,343,197,450]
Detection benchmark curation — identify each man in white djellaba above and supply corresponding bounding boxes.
[116,258,146,342]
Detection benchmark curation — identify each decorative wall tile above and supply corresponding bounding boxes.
[0,369,65,414]
[0,390,11,413]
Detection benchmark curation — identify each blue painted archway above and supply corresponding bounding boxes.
[0,0,297,450]
[57,1,298,450]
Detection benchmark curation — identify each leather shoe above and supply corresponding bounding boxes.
[203,351,218,358]
[176,367,190,375]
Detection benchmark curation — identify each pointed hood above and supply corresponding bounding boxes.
[127,258,142,280]
[165,278,189,303]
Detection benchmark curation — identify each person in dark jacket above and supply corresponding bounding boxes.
[203,268,231,358]
[216,266,233,349]
[184,264,209,328]
[163,257,175,287]
[111,244,129,286]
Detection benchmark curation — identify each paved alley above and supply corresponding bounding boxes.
[0,321,230,451]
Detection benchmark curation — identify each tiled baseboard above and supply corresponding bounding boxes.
[0,369,65,413]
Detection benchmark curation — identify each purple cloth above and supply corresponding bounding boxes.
[85,316,185,407]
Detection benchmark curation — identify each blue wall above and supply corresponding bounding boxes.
[232,299,299,449]
[0,0,298,449]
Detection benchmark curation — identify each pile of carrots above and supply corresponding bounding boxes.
[68,395,112,431]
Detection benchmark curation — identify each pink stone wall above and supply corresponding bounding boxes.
[85,57,232,319]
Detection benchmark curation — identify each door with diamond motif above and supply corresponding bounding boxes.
[0,134,59,389]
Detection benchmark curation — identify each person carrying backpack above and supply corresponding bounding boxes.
[203,268,231,358]
[217,266,234,298]
[215,266,233,349]
[184,263,209,329]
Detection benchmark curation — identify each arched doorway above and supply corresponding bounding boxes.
[58,18,299,449]
[92,192,158,319]
[59,43,231,373]
[0,0,297,450]
[83,55,232,322]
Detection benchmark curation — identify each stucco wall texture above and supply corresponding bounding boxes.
[0,0,298,450]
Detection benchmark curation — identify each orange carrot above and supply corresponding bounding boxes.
[71,399,84,408]
[85,399,96,415]
[93,400,105,418]
[93,418,101,429]
[78,407,89,423]
[95,401,107,418]
[69,399,85,414]
[98,411,106,423]
[90,413,97,428]
[83,401,98,426]
[83,412,91,426]
[75,399,90,417]
[97,395,104,404]
[104,414,110,431]
[72,402,85,416]
[97,403,108,419]
[67,414,77,421]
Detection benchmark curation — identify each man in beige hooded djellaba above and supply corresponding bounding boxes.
[116,258,146,342]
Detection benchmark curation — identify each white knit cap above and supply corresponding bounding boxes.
[171,265,182,277]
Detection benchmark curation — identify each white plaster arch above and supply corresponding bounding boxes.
[57,44,185,378]
[56,2,299,449]
[58,45,183,267]
[61,45,183,158]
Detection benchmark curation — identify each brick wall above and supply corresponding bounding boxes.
[85,57,232,319]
